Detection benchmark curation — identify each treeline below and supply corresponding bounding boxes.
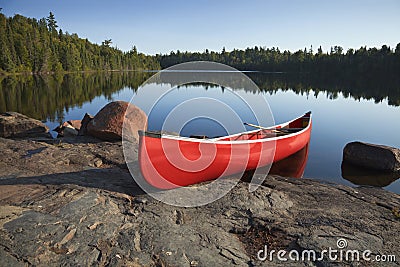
[158,45,400,78]
[0,12,160,73]
[1,12,400,78]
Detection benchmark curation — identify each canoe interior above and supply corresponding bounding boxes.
[140,112,311,141]
[218,112,311,142]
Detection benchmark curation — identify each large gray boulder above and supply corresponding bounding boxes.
[87,101,147,142]
[0,112,51,138]
[343,141,400,172]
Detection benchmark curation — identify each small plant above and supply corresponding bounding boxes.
[392,207,400,218]
[54,140,63,147]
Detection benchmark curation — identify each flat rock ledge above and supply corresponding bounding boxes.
[0,112,51,139]
[0,137,399,267]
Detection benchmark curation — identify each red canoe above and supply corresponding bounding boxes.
[138,112,312,189]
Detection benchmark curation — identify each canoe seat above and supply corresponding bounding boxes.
[278,128,304,133]
[190,135,209,139]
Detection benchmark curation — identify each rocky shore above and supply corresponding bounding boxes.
[0,111,400,266]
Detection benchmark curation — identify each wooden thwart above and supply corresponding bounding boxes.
[244,122,303,134]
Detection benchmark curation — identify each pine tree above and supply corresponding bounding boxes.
[46,12,58,35]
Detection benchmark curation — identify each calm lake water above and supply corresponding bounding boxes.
[1,71,399,193]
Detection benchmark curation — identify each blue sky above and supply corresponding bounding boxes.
[1,0,399,54]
